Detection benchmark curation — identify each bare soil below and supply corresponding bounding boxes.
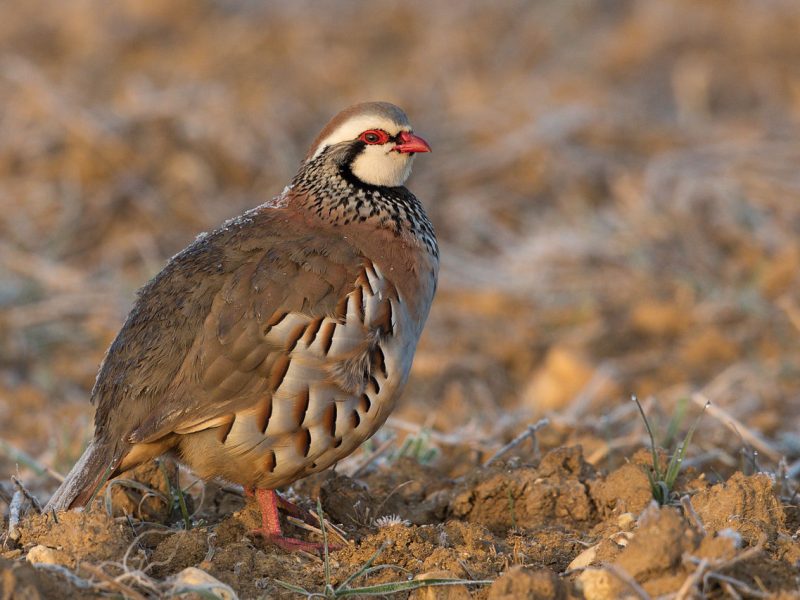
[3,446,800,598]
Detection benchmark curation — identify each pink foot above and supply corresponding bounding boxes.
[252,530,333,554]
[246,488,339,554]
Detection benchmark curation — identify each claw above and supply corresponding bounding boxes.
[249,530,334,553]
[276,495,318,526]
[246,488,339,554]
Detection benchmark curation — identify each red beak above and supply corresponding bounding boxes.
[395,131,431,154]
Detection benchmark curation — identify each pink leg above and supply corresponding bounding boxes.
[247,488,332,553]
[243,487,317,524]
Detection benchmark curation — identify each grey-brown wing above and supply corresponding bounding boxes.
[111,229,371,447]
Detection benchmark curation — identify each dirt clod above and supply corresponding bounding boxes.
[691,472,784,543]
[17,510,131,569]
[450,447,596,534]
[488,565,576,599]
[24,545,70,566]
[0,557,93,599]
[590,462,653,516]
[614,504,698,595]
[108,459,183,522]
[150,528,210,577]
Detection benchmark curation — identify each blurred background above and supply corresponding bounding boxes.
[1,0,800,489]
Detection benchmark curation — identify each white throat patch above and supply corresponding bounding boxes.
[310,115,415,187]
[351,146,415,187]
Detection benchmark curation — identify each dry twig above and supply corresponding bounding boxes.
[350,433,397,478]
[6,490,26,542]
[691,393,781,463]
[703,572,770,598]
[286,514,349,546]
[675,557,708,600]
[484,418,549,467]
[605,564,652,599]
[12,475,43,513]
[80,563,149,600]
[0,439,64,482]
[679,495,705,535]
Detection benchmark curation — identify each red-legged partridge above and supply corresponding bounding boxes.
[45,102,438,552]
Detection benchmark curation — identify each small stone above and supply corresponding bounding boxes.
[568,543,598,570]
[25,545,69,566]
[167,567,237,600]
[617,513,635,530]
[578,568,617,600]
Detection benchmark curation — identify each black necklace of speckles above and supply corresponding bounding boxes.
[292,147,438,258]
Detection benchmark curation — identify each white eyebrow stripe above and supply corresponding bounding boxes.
[310,116,411,159]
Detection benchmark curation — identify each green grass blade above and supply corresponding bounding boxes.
[655,480,670,505]
[665,400,707,487]
[394,437,413,460]
[175,483,191,529]
[335,541,391,592]
[358,564,413,578]
[273,579,313,595]
[664,443,684,489]
[158,459,191,529]
[661,396,688,447]
[316,497,331,588]
[633,395,662,480]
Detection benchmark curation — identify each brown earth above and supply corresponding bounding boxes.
[3,0,800,598]
[3,447,800,598]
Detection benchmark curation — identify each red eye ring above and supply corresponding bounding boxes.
[359,129,390,145]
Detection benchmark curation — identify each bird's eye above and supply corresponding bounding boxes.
[359,130,389,145]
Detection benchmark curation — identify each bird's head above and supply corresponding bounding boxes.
[305,102,431,188]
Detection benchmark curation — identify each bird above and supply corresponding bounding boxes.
[44,101,439,552]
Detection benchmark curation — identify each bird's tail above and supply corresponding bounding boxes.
[44,441,121,512]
